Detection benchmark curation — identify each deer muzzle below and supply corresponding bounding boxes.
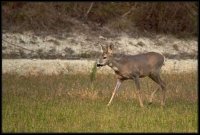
[96,59,104,67]
[97,64,103,67]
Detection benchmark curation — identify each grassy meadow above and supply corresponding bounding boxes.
[2,72,198,132]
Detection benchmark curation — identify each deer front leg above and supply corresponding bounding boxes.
[134,76,144,107]
[160,82,166,107]
[148,88,160,105]
[107,79,122,106]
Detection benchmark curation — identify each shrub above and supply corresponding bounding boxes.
[2,2,197,36]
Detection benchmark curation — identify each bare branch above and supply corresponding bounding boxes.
[85,2,94,19]
[121,3,137,18]
[2,39,35,52]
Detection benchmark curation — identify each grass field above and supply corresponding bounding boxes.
[2,72,198,132]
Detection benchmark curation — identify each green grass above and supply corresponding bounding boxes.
[2,72,198,132]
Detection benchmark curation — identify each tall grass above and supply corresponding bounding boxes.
[2,72,197,132]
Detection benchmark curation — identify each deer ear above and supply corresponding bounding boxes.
[107,43,113,54]
[100,44,106,52]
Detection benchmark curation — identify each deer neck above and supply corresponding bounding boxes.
[108,58,121,72]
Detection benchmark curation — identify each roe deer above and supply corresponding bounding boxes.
[96,44,166,107]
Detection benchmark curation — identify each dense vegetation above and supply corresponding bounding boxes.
[2,2,198,36]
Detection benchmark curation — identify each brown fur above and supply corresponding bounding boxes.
[97,44,166,107]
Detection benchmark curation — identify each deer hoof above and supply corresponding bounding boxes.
[140,104,144,108]
[161,103,165,107]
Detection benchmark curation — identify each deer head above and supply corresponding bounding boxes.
[97,44,114,67]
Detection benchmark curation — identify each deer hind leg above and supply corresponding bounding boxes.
[133,76,144,107]
[107,79,122,106]
[149,73,166,106]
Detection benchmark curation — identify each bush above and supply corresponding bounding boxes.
[2,2,198,36]
[132,2,198,35]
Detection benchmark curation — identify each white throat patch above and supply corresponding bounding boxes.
[112,66,119,71]
[108,63,113,67]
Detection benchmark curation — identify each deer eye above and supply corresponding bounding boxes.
[103,56,107,59]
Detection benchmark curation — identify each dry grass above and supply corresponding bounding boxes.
[2,72,198,132]
[132,2,197,35]
[2,2,197,36]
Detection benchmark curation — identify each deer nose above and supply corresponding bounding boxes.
[97,64,100,67]
[96,63,103,67]
[97,59,102,67]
